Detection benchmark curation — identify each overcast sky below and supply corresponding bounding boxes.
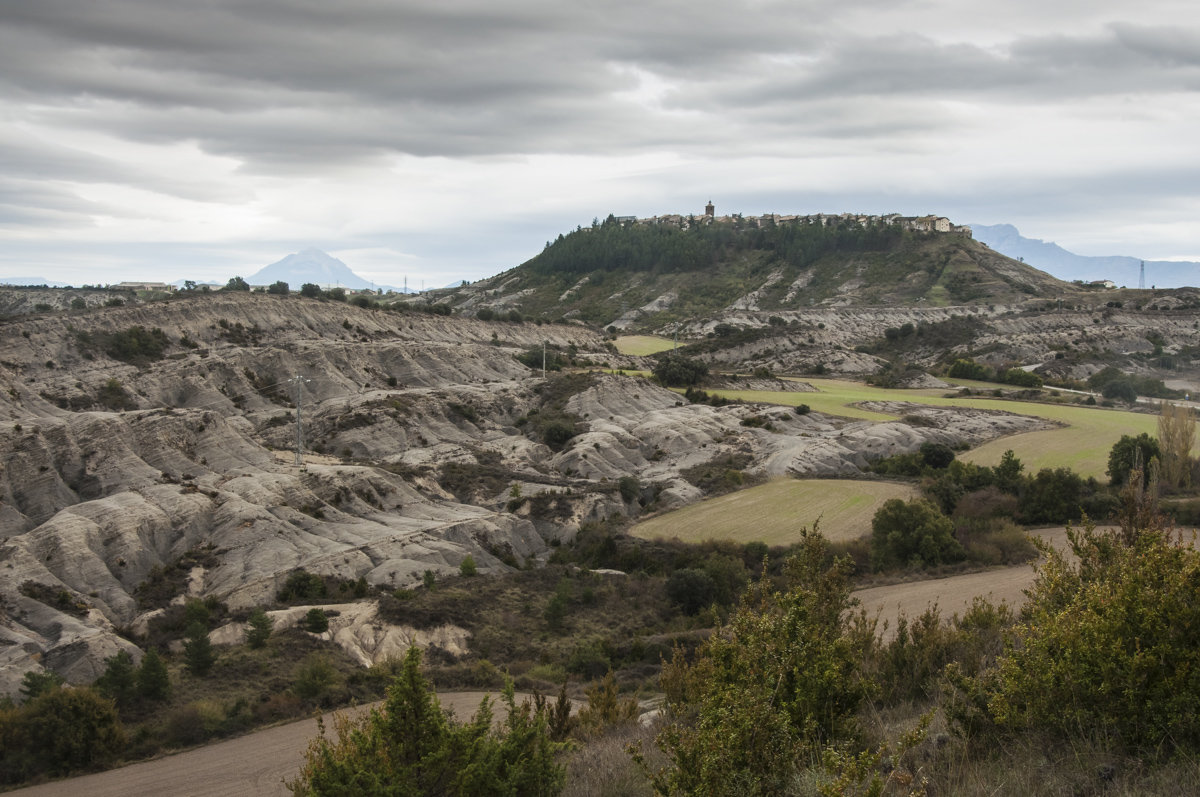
[1,0,1198,287]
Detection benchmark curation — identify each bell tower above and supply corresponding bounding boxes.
[704,200,714,218]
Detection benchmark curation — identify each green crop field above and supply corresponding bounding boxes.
[705,378,1164,479]
[631,478,917,545]
[613,335,677,356]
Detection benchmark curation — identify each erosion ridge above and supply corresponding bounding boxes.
[0,287,1173,693]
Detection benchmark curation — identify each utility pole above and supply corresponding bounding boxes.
[289,374,312,467]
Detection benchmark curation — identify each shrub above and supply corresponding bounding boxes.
[289,647,565,794]
[277,569,327,602]
[300,283,321,298]
[293,654,340,701]
[870,498,963,570]
[476,307,495,321]
[12,687,126,778]
[224,276,250,291]
[459,556,478,577]
[304,608,330,633]
[665,568,716,615]
[985,520,1200,750]
[267,280,289,295]
[641,529,872,794]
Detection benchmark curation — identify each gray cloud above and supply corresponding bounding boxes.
[0,0,1197,282]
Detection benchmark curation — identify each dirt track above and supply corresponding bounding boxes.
[854,527,1072,637]
[8,692,503,797]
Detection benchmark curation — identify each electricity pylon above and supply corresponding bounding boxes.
[289,374,312,467]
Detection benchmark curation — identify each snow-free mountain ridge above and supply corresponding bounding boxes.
[970,223,1199,289]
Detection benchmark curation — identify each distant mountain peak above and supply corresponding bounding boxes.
[247,248,378,290]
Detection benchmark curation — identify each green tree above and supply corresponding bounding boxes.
[300,282,321,298]
[245,607,273,649]
[183,622,216,676]
[1107,432,1161,487]
[870,498,963,570]
[459,555,478,577]
[19,670,64,702]
[137,648,170,701]
[652,353,708,387]
[641,529,872,795]
[94,650,137,709]
[223,275,250,291]
[289,646,564,795]
[919,441,956,469]
[267,280,290,295]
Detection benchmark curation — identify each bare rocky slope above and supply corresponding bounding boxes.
[0,287,1180,694]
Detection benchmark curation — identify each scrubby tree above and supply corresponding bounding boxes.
[665,568,716,615]
[223,275,250,292]
[245,607,273,649]
[640,529,872,795]
[267,280,290,295]
[1107,433,1161,487]
[19,670,64,701]
[919,441,956,470]
[300,282,321,298]
[304,608,330,633]
[183,622,215,676]
[870,498,963,570]
[289,646,564,795]
[94,650,137,709]
[137,648,170,701]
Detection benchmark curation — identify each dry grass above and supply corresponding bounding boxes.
[631,478,917,546]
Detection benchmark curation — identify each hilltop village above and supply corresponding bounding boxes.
[616,201,973,235]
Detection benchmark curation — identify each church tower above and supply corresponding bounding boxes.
[704,200,714,218]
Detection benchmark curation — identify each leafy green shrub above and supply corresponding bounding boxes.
[947,358,992,381]
[641,529,872,794]
[290,646,564,795]
[293,654,340,702]
[304,608,330,633]
[277,569,328,602]
[870,498,963,570]
[4,686,126,780]
[984,521,1200,750]
[459,556,478,577]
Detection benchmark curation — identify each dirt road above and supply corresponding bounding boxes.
[9,692,502,797]
[854,527,1072,637]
